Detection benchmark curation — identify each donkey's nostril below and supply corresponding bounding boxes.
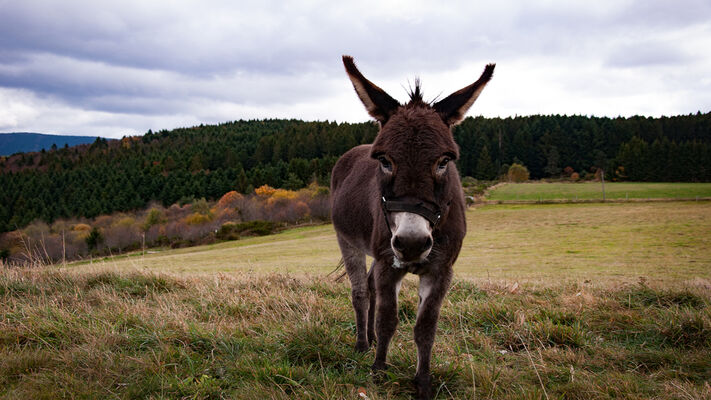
[423,237,433,251]
[393,236,404,251]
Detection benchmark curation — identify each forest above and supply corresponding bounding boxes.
[1,112,710,233]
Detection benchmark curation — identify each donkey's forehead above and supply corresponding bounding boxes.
[372,106,458,157]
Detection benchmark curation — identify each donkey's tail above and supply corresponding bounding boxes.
[327,258,347,282]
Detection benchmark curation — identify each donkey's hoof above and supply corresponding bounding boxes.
[370,362,389,383]
[413,374,433,400]
[371,361,387,372]
[354,340,369,353]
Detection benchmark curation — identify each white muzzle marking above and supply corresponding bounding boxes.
[390,211,433,264]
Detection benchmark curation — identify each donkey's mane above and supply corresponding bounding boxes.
[405,78,431,107]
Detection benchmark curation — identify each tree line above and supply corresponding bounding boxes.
[1,113,710,233]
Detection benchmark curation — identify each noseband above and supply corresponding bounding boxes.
[381,196,442,233]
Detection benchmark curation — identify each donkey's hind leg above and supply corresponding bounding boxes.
[336,235,370,352]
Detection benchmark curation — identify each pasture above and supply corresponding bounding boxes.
[487,182,711,202]
[2,202,710,399]
[75,201,711,284]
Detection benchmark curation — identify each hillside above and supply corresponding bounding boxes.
[1,113,710,232]
[0,132,107,156]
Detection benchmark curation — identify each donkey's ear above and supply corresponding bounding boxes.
[433,63,495,126]
[343,55,400,124]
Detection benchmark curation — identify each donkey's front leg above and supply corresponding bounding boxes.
[372,262,406,371]
[413,271,452,400]
[367,262,376,346]
[337,236,369,352]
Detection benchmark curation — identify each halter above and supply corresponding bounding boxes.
[381,196,442,233]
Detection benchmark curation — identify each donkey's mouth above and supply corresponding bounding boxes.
[392,248,431,268]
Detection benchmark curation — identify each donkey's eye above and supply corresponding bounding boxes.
[437,157,451,170]
[378,156,393,173]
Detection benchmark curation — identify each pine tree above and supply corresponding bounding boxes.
[544,146,561,177]
[475,146,496,180]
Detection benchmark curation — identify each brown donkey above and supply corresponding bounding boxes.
[331,55,494,399]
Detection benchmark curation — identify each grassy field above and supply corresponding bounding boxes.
[2,202,710,399]
[487,182,711,202]
[79,202,711,284]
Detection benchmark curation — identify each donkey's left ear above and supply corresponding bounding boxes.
[343,55,401,124]
[433,63,495,126]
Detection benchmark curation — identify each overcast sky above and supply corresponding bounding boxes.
[1,0,710,138]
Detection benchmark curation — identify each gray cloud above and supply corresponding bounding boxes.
[0,0,709,137]
[606,41,693,68]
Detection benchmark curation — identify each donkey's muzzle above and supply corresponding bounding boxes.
[392,234,433,262]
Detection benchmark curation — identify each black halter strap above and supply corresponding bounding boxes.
[381,196,442,231]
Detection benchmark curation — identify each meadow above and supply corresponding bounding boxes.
[2,201,710,399]
[486,182,711,202]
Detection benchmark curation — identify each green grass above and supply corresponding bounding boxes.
[461,202,711,283]
[2,201,710,398]
[487,182,711,202]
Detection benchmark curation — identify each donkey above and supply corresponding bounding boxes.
[331,55,494,399]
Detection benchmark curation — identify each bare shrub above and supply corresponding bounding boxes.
[180,220,218,242]
[306,195,330,220]
[302,183,330,220]
[65,230,88,260]
[104,217,140,251]
[215,207,240,225]
[144,224,164,245]
[93,215,114,229]
[164,203,191,220]
[238,197,266,222]
[163,220,188,239]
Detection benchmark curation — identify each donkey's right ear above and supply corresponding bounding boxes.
[343,55,400,124]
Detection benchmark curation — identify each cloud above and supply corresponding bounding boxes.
[606,41,692,68]
[0,0,710,137]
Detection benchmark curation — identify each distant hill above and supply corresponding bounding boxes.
[0,132,108,156]
[0,114,709,233]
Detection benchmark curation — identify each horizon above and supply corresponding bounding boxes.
[2,109,710,138]
[0,109,708,139]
